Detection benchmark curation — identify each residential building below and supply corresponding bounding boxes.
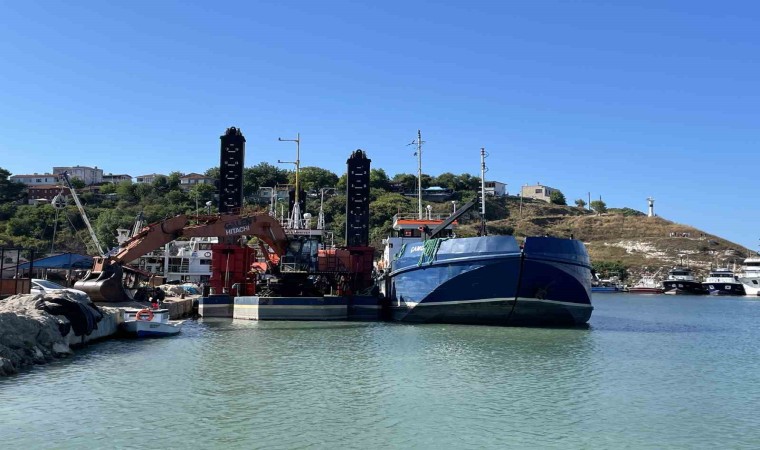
[135,173,165,184]
[484,181,507,197]
[10,173,59,186]
[52,166,103,185]
[27,184,64,204]
[179,173,216,191]
[521,183,559,203]
[102,173,132,184]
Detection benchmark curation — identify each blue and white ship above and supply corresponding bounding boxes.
[376,214,593,326]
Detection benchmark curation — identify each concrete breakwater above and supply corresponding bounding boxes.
[0,293,196,377]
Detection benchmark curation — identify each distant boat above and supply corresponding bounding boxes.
[628,272,664,294]
[591,273,624,293]
[702,268,746,296]
[736,256,760,296]
[662,266,705,295]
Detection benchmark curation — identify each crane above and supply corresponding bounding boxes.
[60,171,105,256]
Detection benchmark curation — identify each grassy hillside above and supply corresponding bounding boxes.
[455,196,751,280]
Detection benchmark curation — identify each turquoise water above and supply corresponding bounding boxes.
[2,294,760,449]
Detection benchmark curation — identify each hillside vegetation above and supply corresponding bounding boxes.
[0,166,750,280]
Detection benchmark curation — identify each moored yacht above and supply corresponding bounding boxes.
[702,268,745,296]
[736,256,760,296]
[663,266,705,295]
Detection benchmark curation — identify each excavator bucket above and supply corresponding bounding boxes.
[75,264,135,303]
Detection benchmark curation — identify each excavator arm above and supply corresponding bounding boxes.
[78,213,289,302]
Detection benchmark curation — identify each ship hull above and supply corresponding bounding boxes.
[385,236,593,327]
[702,282,746,296]
[663,280,705,295]
[628,287,664,294]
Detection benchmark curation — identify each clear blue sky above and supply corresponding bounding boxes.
[1,1,758,251]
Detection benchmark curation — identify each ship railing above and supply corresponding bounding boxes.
[392,213,450,222]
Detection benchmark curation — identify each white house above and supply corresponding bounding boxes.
[102,173,132,184]
[10,173,59,186]
[484,181,507,197]
[135,173,165,184]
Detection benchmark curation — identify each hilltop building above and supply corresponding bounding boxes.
[179,173,216,191]
[102,173,132,184]
[52,166,103,185]
[521,183,559,203]
[484,181,507,197]
[135,174,165,184]
[10,173,59,186]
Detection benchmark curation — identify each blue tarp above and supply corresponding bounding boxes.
[16,252,94,270]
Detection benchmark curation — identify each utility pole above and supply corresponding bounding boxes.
[414,130,423,219]
[278,133,301,228]
[480,147,488,236]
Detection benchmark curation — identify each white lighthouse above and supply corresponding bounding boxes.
[647,197,655,217]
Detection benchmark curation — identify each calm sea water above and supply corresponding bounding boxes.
[2,294,760,449]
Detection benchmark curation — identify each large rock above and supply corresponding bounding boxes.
[0,292,119,377]
[0,294,73,376]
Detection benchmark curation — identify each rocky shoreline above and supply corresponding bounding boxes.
[0,292,121,377]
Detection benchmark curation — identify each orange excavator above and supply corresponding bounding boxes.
[75,213,289,302]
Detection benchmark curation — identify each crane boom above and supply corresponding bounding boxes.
[60,171,105,256]
[77,212,289,302]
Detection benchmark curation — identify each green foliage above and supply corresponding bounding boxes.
[590,200,607,214]
[391,173,416,192]
[0,168,25,203]
[244,163,290,197]
[591,260,629,281]
[369,169,390,190]
[549,190,567,205]
[69,177,86,189]
[189,183,216,205]
[608,207,645,217]
[575,198,587,208]
[204,167,220,179]
[293,166,339,192]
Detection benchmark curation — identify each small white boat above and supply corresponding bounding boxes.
[121,308,183,337]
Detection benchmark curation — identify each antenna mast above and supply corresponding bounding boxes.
[416,130,423,220]
[480,147,488,236]
[278,133,301,229]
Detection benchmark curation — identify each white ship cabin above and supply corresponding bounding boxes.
[704,268,738,283]
[129,237,218,283]
[740,257,760,274]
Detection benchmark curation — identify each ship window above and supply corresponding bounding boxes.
[200,259,211,265]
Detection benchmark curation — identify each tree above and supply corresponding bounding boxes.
[433,172,458,190]
[575,198,587,209]
[167,172,182,191]
[69,177,86,190]
[244,162,290,197]
[292,166,339,192]
[0,168,25,203]
[189,183,216,207]
[590,200,607,214]
[391,173,416,192]
[369,168,390,191]
[204,167,220,180]
[152,175,169,194]
[549,190,567,205]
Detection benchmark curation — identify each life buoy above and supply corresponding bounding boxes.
[203,252,211,258]
[136,309,154,321]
